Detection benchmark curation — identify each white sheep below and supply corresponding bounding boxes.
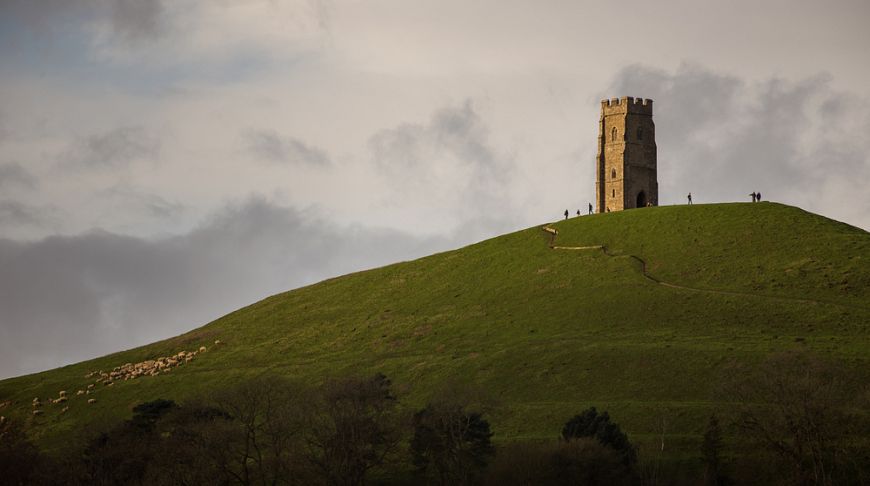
[87,399,96,404]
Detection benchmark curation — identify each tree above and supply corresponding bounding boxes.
[79,399,178,485]
[206,378,308,485]
[410,402,494,485]
[561,407,636,467]
[723,351,868,486]
[700,414,731,486]
[0,417,44,485]
[305,373,402,486]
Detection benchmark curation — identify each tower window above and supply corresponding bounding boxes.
[637,127,643,140]
[611,127,617,142]
[611,168,616,179]
[612,189,615,198]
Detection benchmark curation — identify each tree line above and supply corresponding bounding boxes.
[1,350,869,485]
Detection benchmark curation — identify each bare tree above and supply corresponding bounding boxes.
[304,373,402,486]
[723,351,867,485]
[410,401,494,485]
[204,378,310,486]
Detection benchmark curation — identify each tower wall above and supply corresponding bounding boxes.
[595,97,657,213]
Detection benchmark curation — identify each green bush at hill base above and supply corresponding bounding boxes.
[1,202,868,464]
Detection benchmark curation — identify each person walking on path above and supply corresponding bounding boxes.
[751,192,757,203]
[687,192,693,205]
[756,191,762,202]
[564,209,569,220]
[588,203,593,215]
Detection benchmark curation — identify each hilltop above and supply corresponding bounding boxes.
[2,202,869,460]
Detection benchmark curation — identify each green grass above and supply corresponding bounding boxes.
[2,202,869,460]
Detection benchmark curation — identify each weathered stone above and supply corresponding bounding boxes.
[595,97,658,212]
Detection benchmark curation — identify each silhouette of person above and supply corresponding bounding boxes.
[564,209,569,220]
[687,192,692,205]
[756,191,762,202]
[576,210,581,217]
[751,192,757,203]
[588,203,593,215]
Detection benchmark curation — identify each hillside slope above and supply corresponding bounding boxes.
[2,202,869,458]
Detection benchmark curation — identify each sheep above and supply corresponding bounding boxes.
[77,390,85,395]
[199,346,207,353]
[87,384,95,390]
[58,390,67,397]
[56,396,68,403]
[60,406,69,414]
[87,399,96,404]
[32,410,43,415]
[214,339,222,345]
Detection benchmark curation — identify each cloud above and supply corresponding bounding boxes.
[0,198,451,379]
[63,126,160,169]
[0,163,37,189]
[98,185,184,219]
[0,200,56,228]
[107,0,166,43]
[368,100,516,228]
[0,0,167,47]
[607,63,870,228]
[244,129,331,166]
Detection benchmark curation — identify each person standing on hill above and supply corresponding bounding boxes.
[756,191,762,202]
[576,209,581,217]
[687,192,693,205]
[564,209,569,220]
[588,203,593,215]
[751,192,757,202]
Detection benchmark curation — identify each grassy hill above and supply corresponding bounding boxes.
[2,202,869,460]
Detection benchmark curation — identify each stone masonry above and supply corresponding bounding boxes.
[595,97,658,212]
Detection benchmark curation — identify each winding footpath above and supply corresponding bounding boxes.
[541,225,870,313]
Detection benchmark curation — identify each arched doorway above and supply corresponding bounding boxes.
[636,191,647,208]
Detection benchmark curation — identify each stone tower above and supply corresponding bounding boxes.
[595,96,657,213]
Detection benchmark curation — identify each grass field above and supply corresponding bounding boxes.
[2,202,868,461]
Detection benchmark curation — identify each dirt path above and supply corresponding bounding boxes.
[541,225,870,312]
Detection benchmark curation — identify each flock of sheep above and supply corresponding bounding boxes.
[28,340,222,417]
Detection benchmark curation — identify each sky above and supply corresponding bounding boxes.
[1,0,869,379]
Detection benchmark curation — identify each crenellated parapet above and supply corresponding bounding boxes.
[600,96,653,115]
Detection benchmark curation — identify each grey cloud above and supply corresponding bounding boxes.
[0,0,166,44]
[245,130,331,166]
[0,201,55,228]
[607,63,870,227]
[370,100,503,176]
[99,185,184,219]
[0,163,37,189]
[108,0,166,43]
[64,126,160,169]
[369,100,514,210]
[0,198,451,379]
